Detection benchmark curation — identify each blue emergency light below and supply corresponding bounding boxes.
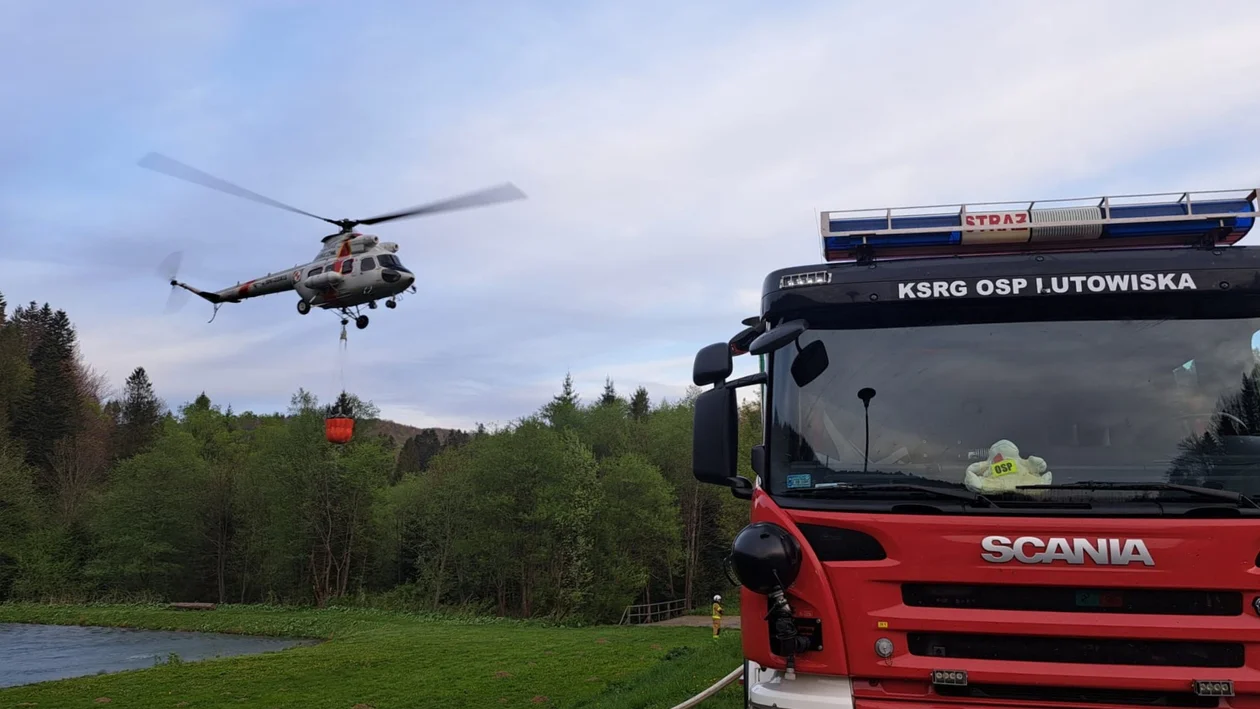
[819,189,1258,262]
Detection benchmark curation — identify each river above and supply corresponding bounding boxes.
[0,622,314,688]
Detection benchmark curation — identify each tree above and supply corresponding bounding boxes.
[86,422,210,599]
[0,294,32,439]
[542,373,581,430]
[587,454,682,618]
[303,436,392,606]
[445,429,472,449]
[12,305,81,478]
[599,377,618,406]
[394,429,442,482]
[115,367,163,460]
[324,391,381,420]
[629,386,651,421]
[0,439,40,600]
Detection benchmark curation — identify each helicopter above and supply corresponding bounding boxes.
[140,152,526,330]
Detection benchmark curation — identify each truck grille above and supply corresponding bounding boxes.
[902,583,1242,616]
[908,632,1244,668]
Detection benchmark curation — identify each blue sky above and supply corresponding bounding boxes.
[2,0,1258,430]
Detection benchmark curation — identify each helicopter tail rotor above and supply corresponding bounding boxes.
[158,251,191,313]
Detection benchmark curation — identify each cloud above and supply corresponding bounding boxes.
[3,0,1258,429]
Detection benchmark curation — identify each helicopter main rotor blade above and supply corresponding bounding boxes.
[138,152,342,227]
[356,182,527,226]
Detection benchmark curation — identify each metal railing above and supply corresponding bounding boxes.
[618,598,688,625]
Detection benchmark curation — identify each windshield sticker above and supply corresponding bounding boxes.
[897,273,1198,299]
[785,473,813,489]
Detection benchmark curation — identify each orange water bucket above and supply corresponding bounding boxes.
[325,416,354,444]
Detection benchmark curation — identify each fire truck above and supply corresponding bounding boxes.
[691,188,1260,708]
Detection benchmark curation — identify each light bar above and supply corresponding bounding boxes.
[1192,680,1234,697]
[932,669,968,686]
[819,189,1258,262]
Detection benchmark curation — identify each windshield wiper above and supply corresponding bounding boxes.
[1017,481,1260,509]
[799,482,995,508]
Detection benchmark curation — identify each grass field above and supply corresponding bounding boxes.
[0,604,746,709]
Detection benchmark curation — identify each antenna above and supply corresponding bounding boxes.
[857,387,877,474]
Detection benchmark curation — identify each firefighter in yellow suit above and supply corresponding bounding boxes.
[711,594,722,638]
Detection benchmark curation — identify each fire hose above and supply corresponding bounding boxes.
[668,665,744,709]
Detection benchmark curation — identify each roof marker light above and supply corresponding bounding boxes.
[819,188,1258,263]
[780,271,832,289]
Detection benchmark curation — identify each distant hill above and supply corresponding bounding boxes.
[361,418,461,448]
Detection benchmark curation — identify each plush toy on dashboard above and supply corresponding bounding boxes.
[963,439,1052,494]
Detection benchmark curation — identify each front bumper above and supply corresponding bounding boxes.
[745,662,1247,709]
[747,661,856,709]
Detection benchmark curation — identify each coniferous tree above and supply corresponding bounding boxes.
[542,372,581,429]
[394,430,442,482]
[13,306,80,477]
[116,367,163,461]
[0,293,32,439]
[599,377,618,406]
[445,429,471,449]
[324,391,381,420]
[9,302,52,360]
[629,386,651,421]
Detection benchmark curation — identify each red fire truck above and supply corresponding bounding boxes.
[691,188,1260,708]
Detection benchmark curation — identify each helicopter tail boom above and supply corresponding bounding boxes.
[174,268,298,305]
[171,280,224,304]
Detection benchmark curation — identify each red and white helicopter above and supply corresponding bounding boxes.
[142,152,526,330]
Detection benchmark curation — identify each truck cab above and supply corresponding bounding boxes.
[692,188,1260,709]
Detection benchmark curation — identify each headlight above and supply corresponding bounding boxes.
[730,522,803,595]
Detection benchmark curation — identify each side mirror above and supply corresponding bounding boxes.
[693,385,738,485]
[729,324,762,356]
[693,342,733,386]
[749,319,808,356]
[791,340,830,387]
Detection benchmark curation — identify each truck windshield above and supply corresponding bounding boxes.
[769,314,1260,504]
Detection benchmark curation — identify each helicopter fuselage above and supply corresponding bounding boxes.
[171,232,415,317]
[142,151,523,330]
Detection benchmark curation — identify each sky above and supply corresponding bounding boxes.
[2,0,1258,431]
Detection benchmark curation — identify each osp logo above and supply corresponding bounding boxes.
[980,536,1154,566]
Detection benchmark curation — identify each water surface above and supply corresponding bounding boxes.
[0,622,314,688]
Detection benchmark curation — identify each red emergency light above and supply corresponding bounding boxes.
[819,188,1258,262]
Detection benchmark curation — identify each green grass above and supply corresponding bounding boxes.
[0,603,745,709]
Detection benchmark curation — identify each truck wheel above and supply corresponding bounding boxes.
[297,300,310,315]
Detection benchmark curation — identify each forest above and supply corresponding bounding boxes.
[0,292,759,623]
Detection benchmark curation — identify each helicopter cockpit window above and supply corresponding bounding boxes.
[361,257,376,271]
[378,254,409,272]
[307,267,322,278]
[341,259,354,275]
